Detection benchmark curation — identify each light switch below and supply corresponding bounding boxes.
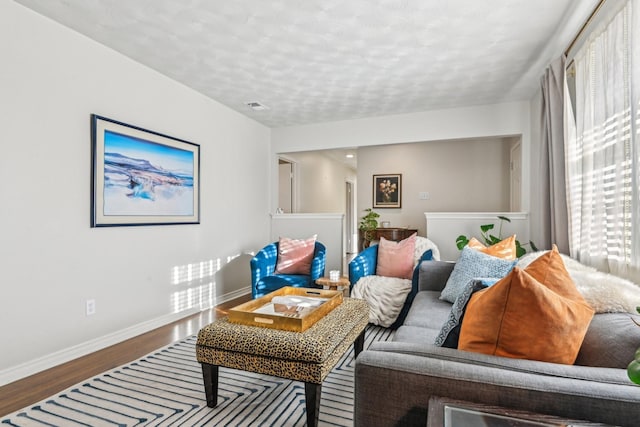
[419,192,430,200]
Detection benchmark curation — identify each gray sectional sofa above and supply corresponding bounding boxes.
[354,260,640,427]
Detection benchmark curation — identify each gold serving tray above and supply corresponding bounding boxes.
[228,287,343,332]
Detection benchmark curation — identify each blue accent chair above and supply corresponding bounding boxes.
[349,245,433,329]
[251,241,327,298]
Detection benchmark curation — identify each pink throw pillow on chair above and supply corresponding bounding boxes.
[275,235,317,275]
[376,233,417,279]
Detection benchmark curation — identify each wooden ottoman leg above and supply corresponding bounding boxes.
[201,363,219,408]
[304,382,322,427]
[354,329,366,357]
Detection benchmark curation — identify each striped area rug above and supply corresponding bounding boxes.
[2,326,393,427]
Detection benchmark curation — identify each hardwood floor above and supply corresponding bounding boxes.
[0,294,251,417]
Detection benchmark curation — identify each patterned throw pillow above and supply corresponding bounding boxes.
[275,235,317,275]
[434,279,490,348]
[440,246,517,303]
[376,233,417,279]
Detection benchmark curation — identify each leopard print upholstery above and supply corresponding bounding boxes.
[196,298,369,384]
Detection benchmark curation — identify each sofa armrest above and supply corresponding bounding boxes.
[417,260,455,292]
[355,342,640,427]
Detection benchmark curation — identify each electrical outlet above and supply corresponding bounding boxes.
[86,299,96,316]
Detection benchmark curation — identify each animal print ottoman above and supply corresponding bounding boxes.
[196,297,369,427]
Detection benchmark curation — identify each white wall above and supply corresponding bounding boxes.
[270,214,344,272]
[426,212,531,261]
[0,2,271,384]
[280,152,357,214]
[271,102,532,232]
[356,138,513,237]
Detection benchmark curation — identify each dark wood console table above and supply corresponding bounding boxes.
[359,227,418,251]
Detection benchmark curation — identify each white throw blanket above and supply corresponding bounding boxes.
[351,236,440,327]
[351,275,412,327]
[516,252,640,314]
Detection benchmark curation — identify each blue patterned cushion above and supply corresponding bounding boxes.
[440,246,516,303]
[435,278,497,347]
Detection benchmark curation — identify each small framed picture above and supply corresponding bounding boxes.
[373,174,402,208]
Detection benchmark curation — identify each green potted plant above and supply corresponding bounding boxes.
[628,307,640,385]
[455,215,538,258]
[359,208,380,250]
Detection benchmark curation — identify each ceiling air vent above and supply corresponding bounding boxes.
[245,101,269,111]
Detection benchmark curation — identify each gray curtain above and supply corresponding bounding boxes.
[538,55,570,253]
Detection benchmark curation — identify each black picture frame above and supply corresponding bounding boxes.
[373,174,402,208]
[91,114,200,227]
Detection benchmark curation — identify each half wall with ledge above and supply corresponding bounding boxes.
[425,212,530,261]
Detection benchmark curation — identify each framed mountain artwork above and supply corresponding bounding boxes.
[90,114,200,227]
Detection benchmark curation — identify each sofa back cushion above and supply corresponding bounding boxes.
[576,312,640,368]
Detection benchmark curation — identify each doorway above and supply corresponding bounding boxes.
[345,181,356,254]
[510,141,522,211]
[278,158,295,213]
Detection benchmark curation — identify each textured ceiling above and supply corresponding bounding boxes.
[15,0,594,128]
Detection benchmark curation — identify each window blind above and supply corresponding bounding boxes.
[565,1,639,279]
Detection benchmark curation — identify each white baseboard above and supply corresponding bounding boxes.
[0,287,251,386]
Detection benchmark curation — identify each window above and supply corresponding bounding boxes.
[565,0,640,281]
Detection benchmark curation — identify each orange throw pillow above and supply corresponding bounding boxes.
[275,235,317,275]
[376,233,417,279]
[467,235,517,260]
[458,245,594,364]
